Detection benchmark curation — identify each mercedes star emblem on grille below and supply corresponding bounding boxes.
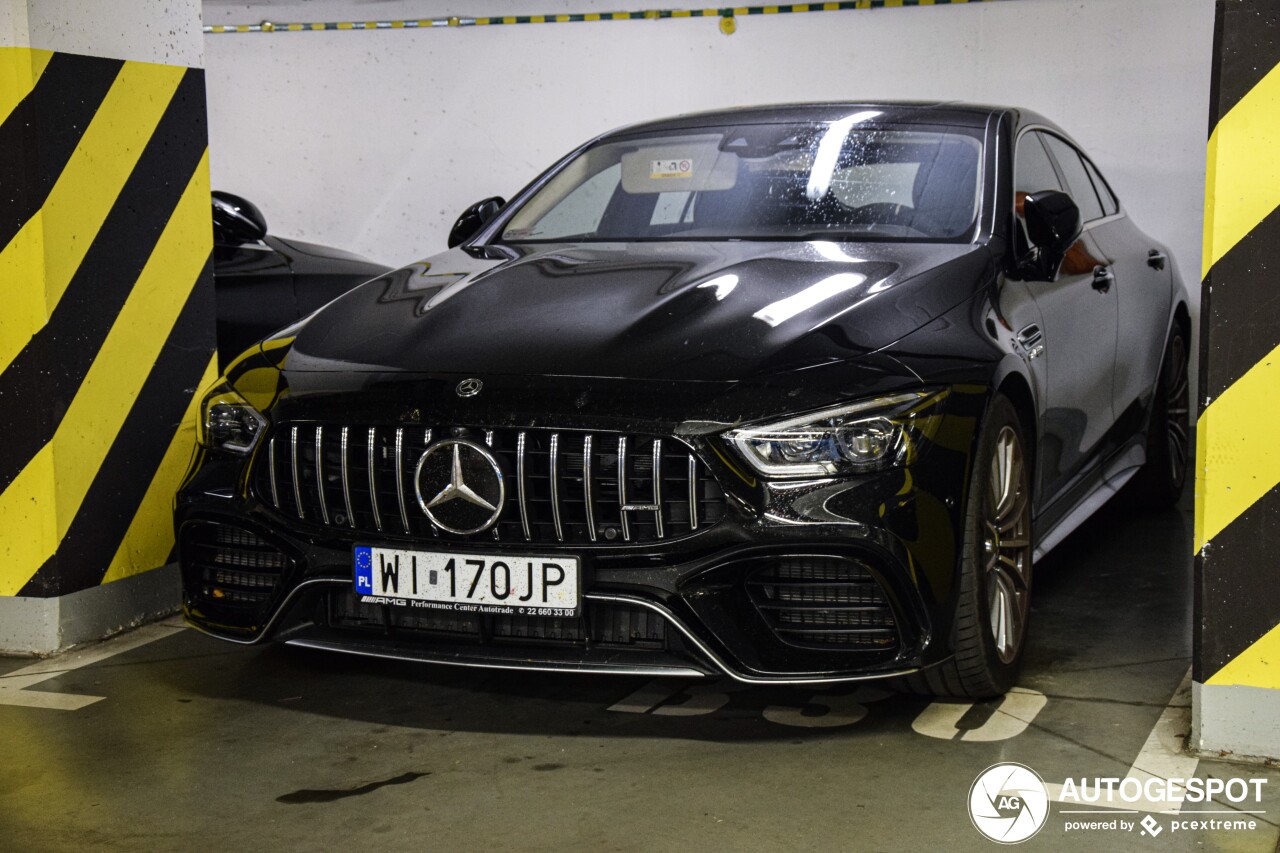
[456,378,483,397]
[413,439,505,534]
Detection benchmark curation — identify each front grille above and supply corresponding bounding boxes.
[183,522,288,608]
[328,591,669,648]
[746,556,899,650]
[253,424,725,545]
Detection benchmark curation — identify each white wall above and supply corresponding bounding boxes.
[203,0,1214,313]
[18,0,203,64]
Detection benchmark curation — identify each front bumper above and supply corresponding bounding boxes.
[176,387,984,683]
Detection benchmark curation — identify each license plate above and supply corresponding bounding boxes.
[353,546,580,617]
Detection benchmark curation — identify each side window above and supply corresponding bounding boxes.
[1041,135,1105,223]
[1014,132,1062,256]
[1015,132,1062,198]
[1083,157,1119,216]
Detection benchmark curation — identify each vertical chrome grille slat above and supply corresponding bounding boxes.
[617,436,630,542]
[340,427,354,528]
[395,427,411,534]
[549,433,563,542]
[421,428,437,535]
[290,426,304,519]
[652,438,664,539]
[485,430,500,540]
[367,426,382,532]
[516,431,531,541]
[268,437,279,509]
[583,434,597,542]
[688,453,699,531]
[314,427,330,525]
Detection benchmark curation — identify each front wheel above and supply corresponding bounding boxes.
[905,394,1033,699]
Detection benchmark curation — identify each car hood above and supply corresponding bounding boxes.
[282,240,991,382]
[266,235,390,279]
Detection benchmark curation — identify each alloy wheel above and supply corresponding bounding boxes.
[1166,335,1190,485]
[982,426,1032,665]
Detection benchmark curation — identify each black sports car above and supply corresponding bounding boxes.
[178,103,1188,698]
[211,191,390,370]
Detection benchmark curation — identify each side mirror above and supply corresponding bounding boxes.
[448,196,506,248]
[1021,190,1081,279]
[212,191,268,243]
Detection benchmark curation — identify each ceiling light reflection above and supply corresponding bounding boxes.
[753,272,867,327]
[697,273,739,301]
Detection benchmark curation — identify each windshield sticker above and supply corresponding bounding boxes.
[650,158,694,179]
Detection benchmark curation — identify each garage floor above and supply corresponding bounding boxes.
[3,491,1278,852]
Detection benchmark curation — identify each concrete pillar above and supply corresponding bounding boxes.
[1192,0,1280,760]
[0,0,215,653]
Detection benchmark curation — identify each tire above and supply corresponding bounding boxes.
[903,394,1034,699]
[1128,327,1191,508]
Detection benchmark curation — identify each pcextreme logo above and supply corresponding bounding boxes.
[968,763,1050,844]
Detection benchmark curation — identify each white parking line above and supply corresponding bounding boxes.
[0,617,186,711]
[1047,668,1197,814]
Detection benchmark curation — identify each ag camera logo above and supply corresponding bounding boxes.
[969,763,1050,844]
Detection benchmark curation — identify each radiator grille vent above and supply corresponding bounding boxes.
[253,424,726,545]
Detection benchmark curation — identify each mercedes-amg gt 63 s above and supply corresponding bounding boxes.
[177,103,1189,698]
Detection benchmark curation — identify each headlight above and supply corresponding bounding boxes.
[196,381,267,455]
[725,390,942,478]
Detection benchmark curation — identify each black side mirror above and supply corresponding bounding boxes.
[1022,190,1081,279]
[448,196,506,248]
[211,191,268,243]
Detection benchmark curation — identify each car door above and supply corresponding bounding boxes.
[1046,141,1173,442]
[1014,130,1119,505]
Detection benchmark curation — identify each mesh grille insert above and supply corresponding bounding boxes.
[184,523,288,610]
[746,556,899,650]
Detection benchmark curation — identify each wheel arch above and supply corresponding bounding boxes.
[987,359,1038,466]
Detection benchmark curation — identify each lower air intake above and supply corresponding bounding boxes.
[183,522,288,611]
[746,556,899,651]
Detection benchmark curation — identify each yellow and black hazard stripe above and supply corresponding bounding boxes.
[1194,0,1280,691]
[204,0,1006,35]
[0,48,216,598]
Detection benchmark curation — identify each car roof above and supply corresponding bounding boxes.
[602,101,1064,139]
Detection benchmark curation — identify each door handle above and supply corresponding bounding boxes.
[1147,249,1167,270]
[1092,265,1114,293]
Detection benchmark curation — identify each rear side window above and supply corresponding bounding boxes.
[1083,157,1119,216]
[1013,132,1062,256]
[1041,134,1105,223]
[1015,132,1061,198]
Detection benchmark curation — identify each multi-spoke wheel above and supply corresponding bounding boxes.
[983,426,1032,665]
[904,393,1033,699]
[1130,327,1191,507]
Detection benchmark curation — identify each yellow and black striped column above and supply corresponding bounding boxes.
[1194,0,1280,757]
[0,44,216,635]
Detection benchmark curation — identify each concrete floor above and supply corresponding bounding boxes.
[3,490,1279,852]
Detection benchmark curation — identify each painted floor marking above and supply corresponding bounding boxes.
[911,687,1048,741]
[1047,668,1197,815]
[0,617,185,711]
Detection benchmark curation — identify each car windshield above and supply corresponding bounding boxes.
[501,117,983,243]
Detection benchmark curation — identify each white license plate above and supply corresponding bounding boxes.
[353,546,580,617]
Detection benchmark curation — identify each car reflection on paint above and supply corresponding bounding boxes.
[211,191,390,370]
[178,103,1190,699]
